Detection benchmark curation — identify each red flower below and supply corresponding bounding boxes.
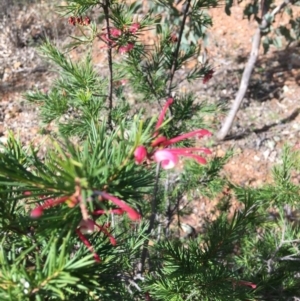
[76,228,101,262]
[154,97,174,135]
[100,27,122,48]
[134,97,212,169]
[30,196,72,218]
[68,16,76,26]
[134,146,147,164]
[76,17,83,25]
[154,147,211,169]
[97,191,141,221]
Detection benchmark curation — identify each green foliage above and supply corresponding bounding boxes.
[146,197,259,301]
[1,0,300,300]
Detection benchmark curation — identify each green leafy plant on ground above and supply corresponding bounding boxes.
[1,0,300,300]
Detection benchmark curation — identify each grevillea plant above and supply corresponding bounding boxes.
[1,0,300,301]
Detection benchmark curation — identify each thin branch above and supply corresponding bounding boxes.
[139,163,161,274]
[217,0,292,140]
[102,0,114,130]
[167,0,192,97]
[267,218,286,274]
[279,255,300,261]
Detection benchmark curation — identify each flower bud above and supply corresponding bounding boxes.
[79,219,95,234]
[134,146,147,164]
[84,17,91,25]
[31,207,43,218]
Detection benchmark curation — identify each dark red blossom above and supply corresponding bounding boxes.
[169,33,178,43]
[203,69,214,84]
[68,16,76,26]
[68,16,91,26]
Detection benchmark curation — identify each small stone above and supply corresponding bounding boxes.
[254,155,260,161]
[268,151,277,162]
[263,150,270,160]
[0,136,8,144]
[292,123,300,130]
[8,103,22,114]
[273,136,281,142]
[282,85,289,93]
[13,61,22,69]
[267,139,276,150]
[5,112,15,120]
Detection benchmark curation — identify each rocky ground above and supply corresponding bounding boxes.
[1,0,299,233]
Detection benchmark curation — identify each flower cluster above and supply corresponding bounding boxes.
[30,190,140,262]
[100,22,141,54]
[68,16,91,26]
[134,98,212,170]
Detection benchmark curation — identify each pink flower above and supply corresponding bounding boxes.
[154,147,211,169]
[31,206,44,218]
[153,149,178,169]
[76,228,101,263]
[110,28,122,38]
[119,42,135,54]
[134,97,212,169]
[100,27,122,48]
[97,191,141,221]
[68,16,76,26]
[134,145,147,164]
[129,22,140,34]
[100,34,116,47]
[154,97,173,134]
[30,196,71,218]
[83,17,91,26]
[154,129,212,147]
[120,79,128,86]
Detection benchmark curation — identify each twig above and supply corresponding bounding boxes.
[278,255,300,261]
[102,0,114,130]
[217,0,292,140]
[167,0,192,97]
[267,217,286,274]
[139,163,161,274]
